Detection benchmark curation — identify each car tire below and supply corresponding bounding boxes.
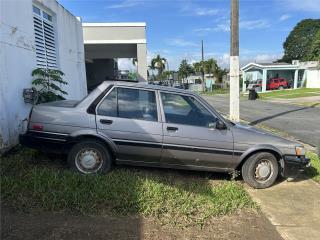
[67,139,112,174]
[279,86,284,90]
[242,152,279,189]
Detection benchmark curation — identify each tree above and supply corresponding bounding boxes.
[178,59,194,81]
[214,67,228,83]
[281,19,320,62]
[193,61,203,73]
[306,30,320,62]
[31,68,67,103]
[204,58,218,76]
[150,54,167,76]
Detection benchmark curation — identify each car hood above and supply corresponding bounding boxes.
[231,123,301,153]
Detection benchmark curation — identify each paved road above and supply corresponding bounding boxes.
[203,95,320,147]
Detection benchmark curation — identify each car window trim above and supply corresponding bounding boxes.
[159,91,219,128]
[95,86,160,123]
[87,84,114,114]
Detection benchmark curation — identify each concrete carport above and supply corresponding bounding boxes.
[241,62,305,92]
[82,23,147,91]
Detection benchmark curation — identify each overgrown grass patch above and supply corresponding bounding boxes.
[306,151,320,183]
[258,88,320,100]
[201,88,229,96]
[0,148,255,227]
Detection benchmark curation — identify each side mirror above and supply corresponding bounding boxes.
[216,120,227,130]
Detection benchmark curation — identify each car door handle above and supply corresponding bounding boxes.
[167,126,178,131]
[100,119,113,125]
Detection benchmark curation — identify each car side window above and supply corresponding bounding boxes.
[97,87,158,122]
[160,92,217,128]
[118,88,157,121]
[97,88,117,117]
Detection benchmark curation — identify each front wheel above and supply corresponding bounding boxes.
[242,152,279,189]
[68,139,112,174]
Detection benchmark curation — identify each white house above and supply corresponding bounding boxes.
[0,0,148,152]
[241,60,320,92]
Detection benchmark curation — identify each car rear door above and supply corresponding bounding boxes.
[159,91,234,169]
[95,86,163,164]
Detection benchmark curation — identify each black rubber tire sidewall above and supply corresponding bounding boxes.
[242,152,279,189]
[67,140,111,174]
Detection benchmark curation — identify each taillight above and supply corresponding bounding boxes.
[31,124,43,131]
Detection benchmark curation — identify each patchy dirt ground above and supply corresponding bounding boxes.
[1,205,282,240]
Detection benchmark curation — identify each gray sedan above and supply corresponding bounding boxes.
[20,81,310,188]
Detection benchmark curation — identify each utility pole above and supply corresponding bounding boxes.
[201,40,205,92]
[229,0,240,121]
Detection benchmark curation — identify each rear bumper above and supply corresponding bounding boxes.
[281,155,310,177]
[19,131,70,154]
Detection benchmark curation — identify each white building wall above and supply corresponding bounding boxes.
[0,0,87,152]
[306,69,320,88]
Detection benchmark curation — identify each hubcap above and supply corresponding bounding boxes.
[255,160,273,182]
[75,148,103,174]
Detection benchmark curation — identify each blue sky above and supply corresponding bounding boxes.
[59,0,320,70]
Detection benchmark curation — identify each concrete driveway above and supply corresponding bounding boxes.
[203,94,320,147]
[246,177,320,240]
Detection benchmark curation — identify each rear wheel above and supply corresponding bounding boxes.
[242,152,279,189]
[67,139,111,174]
[278,86,284,90]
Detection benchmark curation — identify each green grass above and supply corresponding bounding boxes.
[201,88,229,96]
[0,148,254,227]
[306,152,320,183]
[258,88,320,99]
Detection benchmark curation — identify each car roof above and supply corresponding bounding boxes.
[99,80,195,95]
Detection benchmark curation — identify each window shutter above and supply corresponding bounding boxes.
[33,6,57,69]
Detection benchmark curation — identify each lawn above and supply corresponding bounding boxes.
[0,147,255,227]
[258,88,320,99]
[201,88,229,96]
[306,151,320,183]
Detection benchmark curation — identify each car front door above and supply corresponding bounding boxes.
[96,86,163,164]
[159,91,234,169]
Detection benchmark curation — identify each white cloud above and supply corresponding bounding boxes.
[193,8,219,16]
[279,14,291,21]
[282,0,320,12]
[106,0,142,9]
[195,18,270,34]
[165,38,199,47]
[214,23,230,32]
[240,19,270,30]
[254,54,282,63]
[117,58,136,71]
[181,4,220,16]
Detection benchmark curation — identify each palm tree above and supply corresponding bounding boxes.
[204,58,218,76]
[193,61,203,74]
[178,59,194,81]
[151,55,167,76]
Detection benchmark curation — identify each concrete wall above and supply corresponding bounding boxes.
[0,0,87,151]
[306,69,320,88]
[83,23,146,43]
[245,69,263,81]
